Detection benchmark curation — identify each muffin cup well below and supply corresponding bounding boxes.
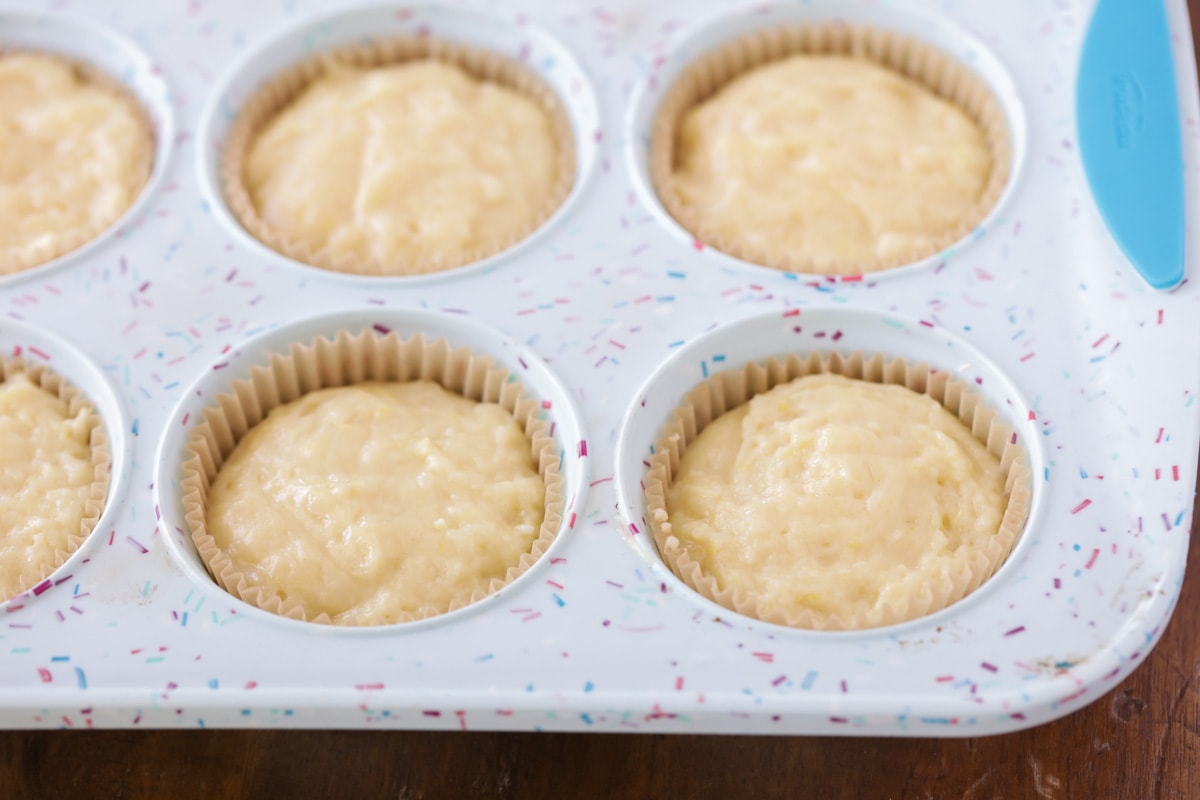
[613,307,1046,636]
[641,9,1018,277]
[0,11,174,284]
[222,35,576,277]
[179,328,565,626]
[643,350,1032,631]
[0,356,112,603]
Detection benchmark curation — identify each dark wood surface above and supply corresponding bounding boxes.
[2,4,1199,799]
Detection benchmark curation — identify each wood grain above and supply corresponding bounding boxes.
[1,4,1198,799]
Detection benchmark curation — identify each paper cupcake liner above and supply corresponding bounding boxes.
[643,351,1032,631]
[179,328,565,626]
[222,35,576,277]
[650,22,1013,276]
[0,49,155,276]
[0,356,112,601]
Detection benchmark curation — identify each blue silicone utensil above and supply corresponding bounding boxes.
[1077,0,1186,290]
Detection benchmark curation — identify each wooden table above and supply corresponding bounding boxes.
[2,5,1199,798]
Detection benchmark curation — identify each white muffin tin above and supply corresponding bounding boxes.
[0,0,1196,735]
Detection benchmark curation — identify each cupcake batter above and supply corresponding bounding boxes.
[671,55,993,271]
[244,60,562,272]
[0,374,96,600]
[205,381,546,625]
[663,374,1006,624]
[0,53,151,273]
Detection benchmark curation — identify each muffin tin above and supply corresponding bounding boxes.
[0,0,1196,735]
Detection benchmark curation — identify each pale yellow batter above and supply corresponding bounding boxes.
[0,374,95,600]
[244,60,561,272]
[205,381,546,625]
[672,56,992,271]
[0,53,151,274]
[663,374,1006,624]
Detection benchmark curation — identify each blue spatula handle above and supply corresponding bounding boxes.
[1077,0,1185,290]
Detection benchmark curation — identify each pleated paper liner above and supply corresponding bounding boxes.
[179,328,565,626]
[644,351,1032,631]
[0,49,155,276]
[0,356,112,602]
[222,35,576,277]
[650,22,1013,276]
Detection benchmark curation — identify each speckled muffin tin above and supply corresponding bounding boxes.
[0,0,1196,736]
